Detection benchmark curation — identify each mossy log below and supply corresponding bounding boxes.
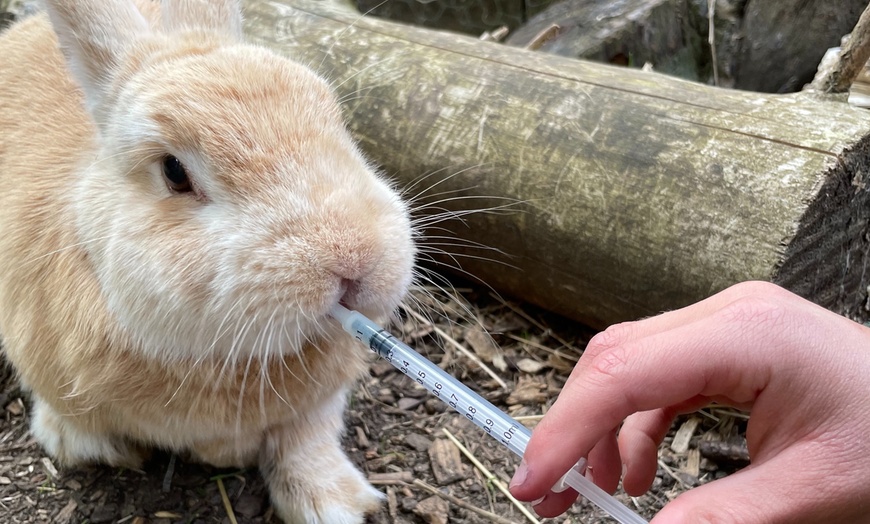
[243,0,870,328]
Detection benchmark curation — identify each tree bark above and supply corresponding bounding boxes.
[243,0,870,328]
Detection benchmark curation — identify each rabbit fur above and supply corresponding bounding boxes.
[0,1,416,522]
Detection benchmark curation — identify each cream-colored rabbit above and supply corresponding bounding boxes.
[0,1,416,522]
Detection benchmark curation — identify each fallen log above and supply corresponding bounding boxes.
[243,0,870,328]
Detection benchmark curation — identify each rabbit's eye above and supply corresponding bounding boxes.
[162,155,192,193]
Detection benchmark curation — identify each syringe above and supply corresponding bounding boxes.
[331,304,648,524]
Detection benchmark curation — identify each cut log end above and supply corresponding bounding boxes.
[774,136,870,322]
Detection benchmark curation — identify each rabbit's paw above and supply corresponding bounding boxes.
[262,437,383,524]
[31,397,145,469]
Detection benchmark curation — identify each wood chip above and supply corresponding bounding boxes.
[670,417,701,454]
[39,457,59,480]
[154,512,183,519]
[404,433,432,452]
[683,448,701,478]
[55,499,77,524]
[413,495,450,524]
[5,398,23,416]
[387,487,398,521]
[355,426,370,448]
[428,438,464,485]
[397,397,424,411]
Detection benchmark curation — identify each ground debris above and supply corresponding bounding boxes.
[412,495,450,524]
[699,437,751,467]
[428,438,465,485]
[505,375,549,405]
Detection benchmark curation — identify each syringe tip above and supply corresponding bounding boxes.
[329,303,353,324]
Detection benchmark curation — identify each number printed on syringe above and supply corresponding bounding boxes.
[354,323,531,457]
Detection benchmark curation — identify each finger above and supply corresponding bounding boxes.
[618,409,675,496]
[613,281,789,341]
[526,434,620,518]
[651,442,858,524]
[530,489,578,518]
[567,282,793,386]
[587,428,621,494]
[510,295,798,502]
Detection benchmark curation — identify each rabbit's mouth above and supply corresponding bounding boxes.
[337,278,361,310]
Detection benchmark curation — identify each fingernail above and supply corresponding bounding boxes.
[622,462,628,478]
[585,465,594,484]
[532,496,546,506]
[510,461,529,490]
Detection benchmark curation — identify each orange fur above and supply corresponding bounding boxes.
[0,1,413,522]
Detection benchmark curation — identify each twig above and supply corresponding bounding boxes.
[161,453,176,493]
[656,459,690,490]
[524,24,560,51]
[814,1,870,93]
[708,407,751,421]
[708,0,719,86]
[490,293,580,354]
[442,429,540,524]
[505,333,579,363]
[404,307,508,389]
[412,479,519,524]
[216,478,239,524]
[480,26,509,42]
[368,471,415,485]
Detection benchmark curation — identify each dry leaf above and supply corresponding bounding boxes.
[516,358,547,374]
[506,376,548,405]
[464,326,497,362]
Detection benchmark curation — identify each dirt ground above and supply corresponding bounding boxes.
[0,286,749,524]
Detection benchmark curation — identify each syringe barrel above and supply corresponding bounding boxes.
[334,305,531,457]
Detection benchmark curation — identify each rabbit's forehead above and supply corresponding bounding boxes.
[141,52,349,192]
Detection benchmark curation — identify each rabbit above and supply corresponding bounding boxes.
[0,0,416,522]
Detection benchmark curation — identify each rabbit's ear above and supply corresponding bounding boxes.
[162,0,243,40]
[42,0,148,112]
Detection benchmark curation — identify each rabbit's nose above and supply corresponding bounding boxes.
[325,250,373,282]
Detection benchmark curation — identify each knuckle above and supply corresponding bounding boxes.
[585,321,635,358]
[716,294,788,329]
[588,344,632,380]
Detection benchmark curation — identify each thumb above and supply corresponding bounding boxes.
[651,444,851,524]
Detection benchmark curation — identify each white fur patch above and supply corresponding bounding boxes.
[31,398,141,467]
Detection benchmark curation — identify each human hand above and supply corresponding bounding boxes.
[509,281,870,523]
